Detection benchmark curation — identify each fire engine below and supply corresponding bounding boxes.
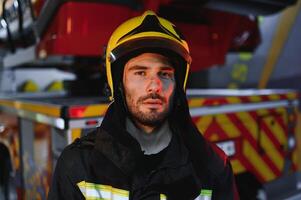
[0,0,299,200]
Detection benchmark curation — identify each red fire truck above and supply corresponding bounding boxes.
[0,0,299,200]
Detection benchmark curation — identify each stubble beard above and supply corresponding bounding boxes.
[126,93,172,127]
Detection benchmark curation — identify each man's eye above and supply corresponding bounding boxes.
[160,71,174,79]
[134,71,146,76]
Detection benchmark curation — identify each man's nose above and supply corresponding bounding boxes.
[147,76,162,93]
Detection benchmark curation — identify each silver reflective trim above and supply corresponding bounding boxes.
[189,100,299,117]
[216,140,236,157]
[186,89,297,97]
[67,130,73,144]
[0,106,65,129]
[68,117,103,129]
[110,52,116,62]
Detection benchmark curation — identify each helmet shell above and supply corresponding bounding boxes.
[106,10,191,98]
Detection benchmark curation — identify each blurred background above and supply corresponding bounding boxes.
[0,0,300,199]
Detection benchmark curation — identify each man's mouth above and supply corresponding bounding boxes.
[143,99,163,105]
[142,99,163,109]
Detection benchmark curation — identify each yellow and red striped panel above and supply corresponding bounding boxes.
[188,92,298,108]
[192,95,297,184]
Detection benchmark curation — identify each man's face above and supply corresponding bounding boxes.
[123,53,175,128]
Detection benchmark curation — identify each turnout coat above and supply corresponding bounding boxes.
[48,101,239,200]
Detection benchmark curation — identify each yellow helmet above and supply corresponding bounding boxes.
[105,10,192,98]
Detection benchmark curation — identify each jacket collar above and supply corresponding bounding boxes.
[92,103,190,175]
[92,126,190,175]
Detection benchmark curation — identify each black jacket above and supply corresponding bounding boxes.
[48,101,239,200]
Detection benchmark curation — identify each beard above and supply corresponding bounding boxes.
[126,93,173,127]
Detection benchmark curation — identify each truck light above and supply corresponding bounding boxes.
[69,107,86,118]
[288,136,296,150]
[13,0,19,8]
[0,19,7,29]
[0,123,5,133]
[216,140,236,157]
[85,120,99,126]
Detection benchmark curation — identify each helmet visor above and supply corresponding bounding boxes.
[109,37,191,65]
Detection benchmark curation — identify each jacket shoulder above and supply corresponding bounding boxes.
[55,129,98,179]
[206,141,230,177]
[205,140,239,199]
[48,129,100,199]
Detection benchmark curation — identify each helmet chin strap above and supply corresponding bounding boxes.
[118,82,130,115]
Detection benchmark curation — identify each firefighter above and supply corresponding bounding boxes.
[48,11,239,200]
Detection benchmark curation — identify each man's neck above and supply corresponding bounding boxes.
[133,121,156,134]
[126,118,172,155]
